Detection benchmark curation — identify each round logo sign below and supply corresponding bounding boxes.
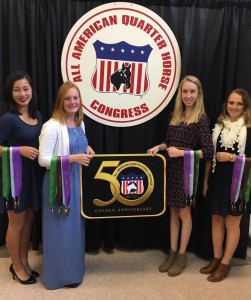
[61,2,181,127]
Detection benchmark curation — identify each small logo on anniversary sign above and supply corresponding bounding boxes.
[119,173,146,196]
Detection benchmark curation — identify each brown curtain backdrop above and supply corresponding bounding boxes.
[0,0,251,259]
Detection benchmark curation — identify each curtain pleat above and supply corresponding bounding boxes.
[0,0,250,259]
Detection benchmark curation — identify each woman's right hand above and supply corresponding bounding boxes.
[147,145,160,156]
[20,146,39,160]
[202,160,212,198]
[202,183,208,198]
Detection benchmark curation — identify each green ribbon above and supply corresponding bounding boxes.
[56,157,63,215]
[49,156,57,211]
[2,147,10,202]
[243,166,251,204]
[193,150,200,196]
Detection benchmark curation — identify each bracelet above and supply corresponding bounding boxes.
[229,154,234,162]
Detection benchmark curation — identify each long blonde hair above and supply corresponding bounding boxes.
[170,75,205,125]
[217,88,251,128]
[52,81,83,126]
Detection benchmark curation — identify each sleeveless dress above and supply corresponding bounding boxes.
[198,128,251,259]
[0,112,43,213]
[207,127,251,216]
[41,126,88,289]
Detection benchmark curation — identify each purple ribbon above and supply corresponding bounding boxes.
[184,150,194,198]
[231,155,245,205]
[10,147,22,199]
[61,156,71,209]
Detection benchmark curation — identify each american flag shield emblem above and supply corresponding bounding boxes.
[92,40,153,95]
[119,173,146,195]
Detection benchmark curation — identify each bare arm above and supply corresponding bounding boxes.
[147,143,167,156]
[202,160,212,198]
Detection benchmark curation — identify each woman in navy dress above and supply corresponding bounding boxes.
[0,71,42,284]
[38,81,94,289]
[148,75,214,277]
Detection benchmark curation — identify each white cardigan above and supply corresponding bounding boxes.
[38,118,86,169]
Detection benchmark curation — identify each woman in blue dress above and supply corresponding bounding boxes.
[0,71,42,284]
[38,81,95,289]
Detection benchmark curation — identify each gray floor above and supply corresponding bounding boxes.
[0,244,251,300]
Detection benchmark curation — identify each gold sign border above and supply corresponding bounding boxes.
[81,153,166,219]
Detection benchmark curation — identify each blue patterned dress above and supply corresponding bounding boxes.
[41,126,88,290]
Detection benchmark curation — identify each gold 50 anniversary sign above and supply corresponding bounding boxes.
[81,154,166,219]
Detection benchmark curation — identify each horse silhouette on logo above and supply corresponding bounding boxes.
[110,63,131,90]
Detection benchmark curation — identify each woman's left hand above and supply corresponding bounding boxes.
[166,147,184,158]
[215,152,231,162]
[20,146,39,160]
